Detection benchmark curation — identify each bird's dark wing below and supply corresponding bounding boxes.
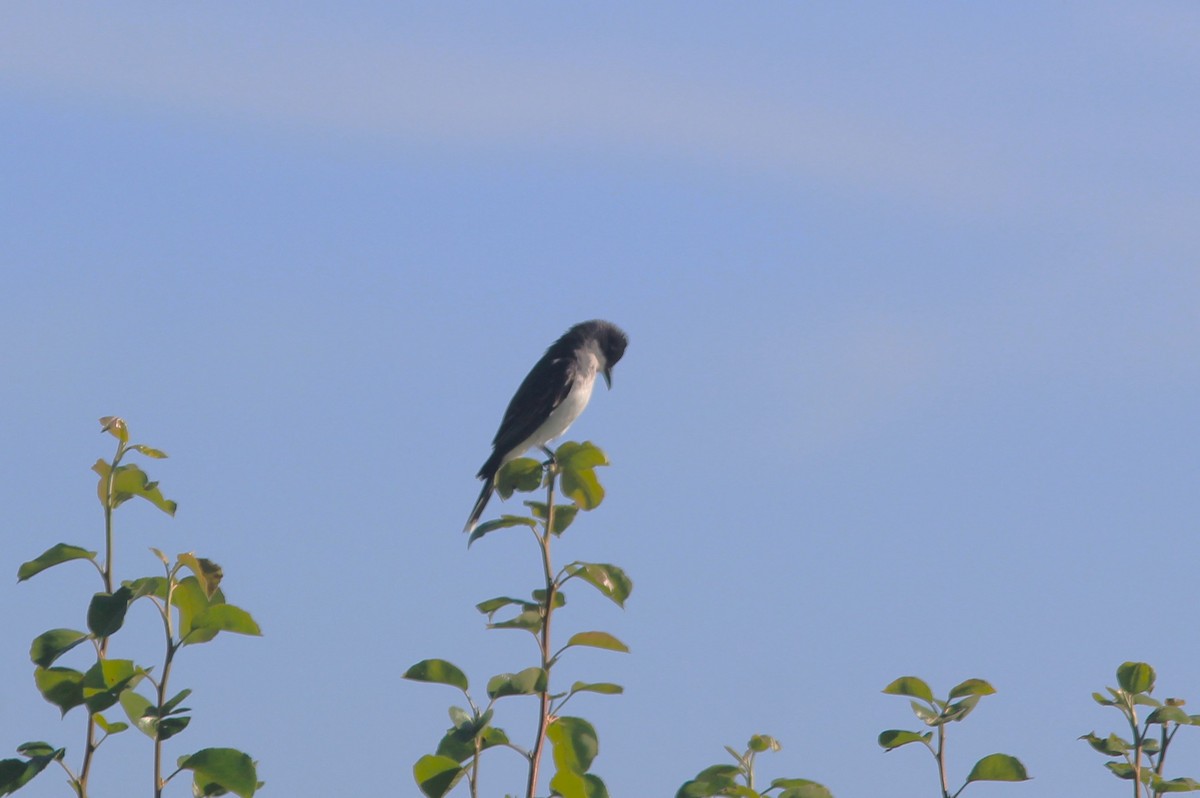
[479,352,577,476]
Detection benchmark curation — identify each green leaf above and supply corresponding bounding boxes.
[156,716,191,741]
[487,667,547,699]
[525,501,580,535]
[548,716,599,775]
[177,748,258,798]
[0,743,63,796]
[965,753,1030,783]
[99,416,129,442]
[34,666,85,715]
[130,444,169,459]
[435,724,509,763]
[125,576,168,601]
[1092,691,1115,706]
[948,679,995,699]
[160,688,193,716]
[177,553,223,598]
[17,543,98,582]
[878,729,932,751]
[676,765,741,798]
[550,770,610,798]
[568,681,624,697]
[488,609,542,632]
[475,596,529,615]
[81,658,142,713]
[565,562,633,608]
[1080,731,1131,756]
[92,460,178,515]
[189,604,262,640]
[468,514,538,545]
[773,779,834,798]
[172,576,226,644]
[29,629,90,668]
[478,725,508,750]
[119,690,157,737]
[530,588,567,608]
[555,441,609,471]
[1147,706,1192,725]
[560,465,605,510]
[13,743,55,759]
[942,695,982,723]
[1117,662,1155,694]
[555,442,609,511]
[87,586,134,638]
[747,734,779,753]
[413,754,465,798]
[434,731,473,764]
[1106,761,1137,780]
[564,631,629,653]
[1157,777,1200,792]
[0,759,31,794]
[911,701,939,725]
[496,458,544,499]
[403,660,469,692]
[92,714,129,735]
[447,705,473,731]
[883,676,934,703]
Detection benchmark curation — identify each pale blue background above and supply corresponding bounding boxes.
[2,3,1198,796]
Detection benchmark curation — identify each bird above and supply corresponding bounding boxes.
[464,319,628,533]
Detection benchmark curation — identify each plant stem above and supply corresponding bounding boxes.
[525,466,558,798]
[79,440,125,796]
[1128,700,1142,798]
[154,570,179,798]
[154,641,178,798]
[469,737,481,798]
[102,445,121,595]
[1156,722,1178,782]
[937,724,949,798]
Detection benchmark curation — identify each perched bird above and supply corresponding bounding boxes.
[465,320,628,533]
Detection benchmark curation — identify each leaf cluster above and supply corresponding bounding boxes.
[1081,662,1199,796]
[878,676,1028,798]
[408,442,630,797]
[677,734,832,798]
[3,418,262,798]
[469,441,609,546]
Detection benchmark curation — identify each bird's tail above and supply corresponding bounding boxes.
[464,476,494,533]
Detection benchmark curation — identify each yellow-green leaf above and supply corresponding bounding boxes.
[565,631,629,653]
[17,544,97,582]
[178,553,223,598]
[131,444,168,459]
[413,754,465,798]
[93,461,177,516]
[965,753,1030,783]
[99,416,128,442]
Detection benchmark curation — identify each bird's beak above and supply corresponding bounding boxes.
[602,366,613,389]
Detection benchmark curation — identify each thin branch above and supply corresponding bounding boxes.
[79,438,125,797]
[525,465,558,798]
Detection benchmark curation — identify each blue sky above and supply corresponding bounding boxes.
[3,3,1198,796]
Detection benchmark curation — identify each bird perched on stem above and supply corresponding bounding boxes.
[464,320,628,533]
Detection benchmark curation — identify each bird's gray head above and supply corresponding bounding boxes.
[579,320,627,388]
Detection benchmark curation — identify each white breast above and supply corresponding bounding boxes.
[512,340,602,457]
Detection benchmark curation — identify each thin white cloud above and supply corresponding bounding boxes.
[2,4,1195,247]
[0,6,1054,218]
